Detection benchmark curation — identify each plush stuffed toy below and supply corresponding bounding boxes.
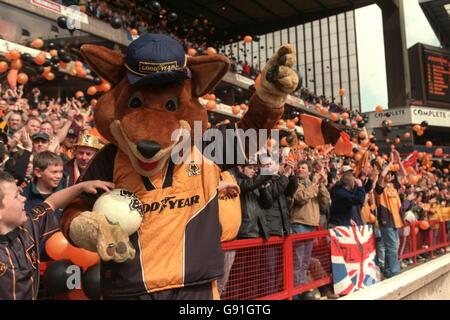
[61,33,299,299]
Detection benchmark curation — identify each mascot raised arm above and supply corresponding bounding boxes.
[61,33,299,299]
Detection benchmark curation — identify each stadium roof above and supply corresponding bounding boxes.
[164,0,378,39]
[419,0,450,49]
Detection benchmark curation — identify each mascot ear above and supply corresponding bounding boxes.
[187,55,230,97]
[80,45,125,85]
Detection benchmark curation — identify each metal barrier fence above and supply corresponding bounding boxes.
[219,220,450,300]
[38,220,449,300]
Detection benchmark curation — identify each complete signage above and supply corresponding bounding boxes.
[366,106,450,129]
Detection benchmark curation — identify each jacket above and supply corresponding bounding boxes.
[259,175,297,236]
[233,169,272,239]
[290,178,330,227]
[329,179,373,226]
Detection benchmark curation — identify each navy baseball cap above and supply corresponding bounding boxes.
[124,33,191,86]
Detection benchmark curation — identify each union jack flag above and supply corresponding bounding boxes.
[330,225,380,296]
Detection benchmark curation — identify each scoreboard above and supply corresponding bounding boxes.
[409,43,450,108]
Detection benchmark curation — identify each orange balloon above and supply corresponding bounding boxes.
[17,73,28,85]
[254,74,261,89]
[45,72,55,81]
[375,105,384,113]
[285,120,296,130]
[425,141,433,148]
[11,59,22,70]
[408,175,419,185]
[341,112,349,120]
[130,28,138,36]
[75,91,84,98]
[339,88,346,96]
[0,61,9,73]
[419,220,430,231]
[34,54,46,65]
[187,48,197,56]
[435,148,443,157]
[403,132,411,139]
[76,68,87,78]
[66,245,100,270]
[244,35,252,43]
[7,49,21,61]
[231,105,240,115]
[406,166,415,175]
[45,232,70,260]
[206,47,217,55]
[49,49,58,57]
[87,86,97,96]
[330,113,339,122]
[205,100,216,110]
[101,82,111,92]
[30,38,44,49]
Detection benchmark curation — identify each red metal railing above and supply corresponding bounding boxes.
[38,220,449,300]
[220,220,450,300]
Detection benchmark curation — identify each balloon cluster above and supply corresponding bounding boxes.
[2,49,29,86]
[43,232,101,299]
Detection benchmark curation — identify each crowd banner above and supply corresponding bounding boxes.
[330,224,380,295]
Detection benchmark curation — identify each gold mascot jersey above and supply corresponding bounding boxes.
[79,125,245,298]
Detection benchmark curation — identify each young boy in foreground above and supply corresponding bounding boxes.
[0,171,114,300]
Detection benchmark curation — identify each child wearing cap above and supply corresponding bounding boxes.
[0,170,114,300]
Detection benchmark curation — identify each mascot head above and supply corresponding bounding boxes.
[81,34,230,177]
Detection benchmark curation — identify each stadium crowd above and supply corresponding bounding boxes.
[0,80,448,300]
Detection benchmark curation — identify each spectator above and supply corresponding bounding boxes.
[234,165,271,239]
[64,133,103,186]
[0,171,114,300]
[374,156,405,279]
[329,169,375,227]
[7,112,23,139]
[22,151,68,217]
[31,133,50,154]
[290,160,330,299]
[258,159,297,295]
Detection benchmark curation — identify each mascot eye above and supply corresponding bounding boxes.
[128,92,144,109]
[165,98,178,112]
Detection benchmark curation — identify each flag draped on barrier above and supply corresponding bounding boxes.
[329,224,380,295]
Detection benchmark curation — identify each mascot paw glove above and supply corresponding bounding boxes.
[69,211,136,263]
[256,44,299,108]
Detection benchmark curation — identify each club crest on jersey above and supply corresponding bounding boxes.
[187,162,201,177]
[0,262,7,277]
